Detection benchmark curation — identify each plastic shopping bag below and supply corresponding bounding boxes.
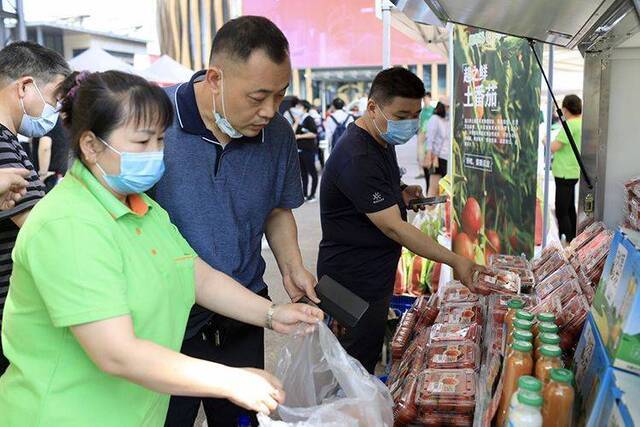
[257,322,394,427]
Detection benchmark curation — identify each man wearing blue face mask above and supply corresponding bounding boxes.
[0,41,70,374]
[318,67,481,373]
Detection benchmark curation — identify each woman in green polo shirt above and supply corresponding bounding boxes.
[0,70,323,427]
[550,94,583,243]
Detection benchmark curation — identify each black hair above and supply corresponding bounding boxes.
[562,94,582,116]
[0,41,70,85]
[331,97,345,110]
[57,70,173,158]
[425,91,432,98]
[433,102,446,118]
[300,100,312,111]
[210,16,289,64]
[369,67,425,105]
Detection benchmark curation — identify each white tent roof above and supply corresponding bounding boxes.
[68,47,138,74]
[142,55,194,85]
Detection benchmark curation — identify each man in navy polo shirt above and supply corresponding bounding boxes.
[318,67,481,374]
[151,16,319,426]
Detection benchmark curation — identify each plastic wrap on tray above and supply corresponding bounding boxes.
[529,295,564,326]
[566,221,606,254]
[392,373,419,426]
[387,330,429,387]
[426,341,481,370]
[390,310,418,361]
[416,410,473,426]
[559,294,590,333]
[488,254,530,270]
[569,230,614,274]
[534,264,578,301]
[428,323,482,345]
[533,249,568,283]
[442,285,480,303]
[415,293,440,328]
[435,302,484,325]
[543,278,583,306]
[415,368,477,415]
[498,265,536,293]
[472,268,521,296]
[531,244,563,272]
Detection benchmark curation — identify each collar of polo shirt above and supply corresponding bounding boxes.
[175,70,265,146]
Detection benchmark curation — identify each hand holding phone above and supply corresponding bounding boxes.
[408,195,448,210]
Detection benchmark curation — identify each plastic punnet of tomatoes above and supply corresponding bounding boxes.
[392,373,419,426]
[575,230,614,274]
[533,250,569,283]
[534,264,578,301]
[391,312,416,361]
[530,295,564,326]
[531,244,563,272]
[435,302,484,325]
[498,265,536,293]
[415,368,477,414]
[416,410,473,426]
[559,294,590,331]
[489,254,530,270]
[542,278,583,306]
[566,221,606,254]
[428,323,482,345]
[415,294,441,328]
[473,268,521,295]
[426,341,481,370]
[442,284,480,304]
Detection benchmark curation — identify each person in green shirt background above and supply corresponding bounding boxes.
[416,91,433,184]
[550,94,583,243]
[0,70,323,427]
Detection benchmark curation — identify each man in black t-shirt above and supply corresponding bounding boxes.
[318,67,480,373]
[293,100,319,202]
[32,117,71,192]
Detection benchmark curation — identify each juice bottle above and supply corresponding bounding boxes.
[515,310,534,324]
[532,312,556,336]
[508,319,534,346]
[507,390,543,427]
[512,329,534,344]
[506,299,525,336]
[534,333,560,361]
[542,368,575,427]
[507,376,543,421]
[535,345,563,384]
[497,340,534,427]
[534,322,558,349]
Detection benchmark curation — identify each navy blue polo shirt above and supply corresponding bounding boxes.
[150,71,304,337]
[317,123,407,302]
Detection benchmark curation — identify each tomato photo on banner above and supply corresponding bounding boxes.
[451,26,541,263]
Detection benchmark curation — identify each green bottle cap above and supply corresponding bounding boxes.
[517,390,543,407]
[513,329,534,342]
[537,312,556,323]
[513,318,534,331]
[516,310,534,322]
[518,376,543,393]
[507,299,525,309]
[550,368,574,384]
[539,333,561,346]
[539,345,562,358]
[512,340,533,353]
[538,322,559,334]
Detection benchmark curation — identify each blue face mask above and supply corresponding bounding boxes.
[373,106,419,146]
[213,71,243,139]
[18,82,59,138]
[96,137,165,195]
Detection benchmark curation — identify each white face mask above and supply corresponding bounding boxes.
[212,70,243,139]
[18,81,59,138]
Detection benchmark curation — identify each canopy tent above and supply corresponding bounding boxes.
[142,54,194,86]
[68,47,139,74]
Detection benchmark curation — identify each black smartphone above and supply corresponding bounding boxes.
[408,195,448,210]
[299,275,369,328]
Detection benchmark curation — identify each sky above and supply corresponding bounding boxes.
[22,0,160,54]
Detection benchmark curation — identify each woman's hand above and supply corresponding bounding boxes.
[271,303,324,335]
[225,367,285,415]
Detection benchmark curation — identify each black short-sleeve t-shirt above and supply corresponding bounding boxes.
[32,117,71,175]
[296,115,318,151]
[317,123,407,302]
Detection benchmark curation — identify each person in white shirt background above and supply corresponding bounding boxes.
[423,98,450,196]
[323,97,354,150]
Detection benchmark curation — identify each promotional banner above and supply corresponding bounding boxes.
[451,26,541,263]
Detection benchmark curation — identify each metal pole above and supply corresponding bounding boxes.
[382,1,391,69]
[15,0,26,41]
[542,45,554,249]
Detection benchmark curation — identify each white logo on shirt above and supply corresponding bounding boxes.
[372,192,384,204]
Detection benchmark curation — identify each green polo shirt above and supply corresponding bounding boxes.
[552,118,582,179]
[0,160,196,427]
